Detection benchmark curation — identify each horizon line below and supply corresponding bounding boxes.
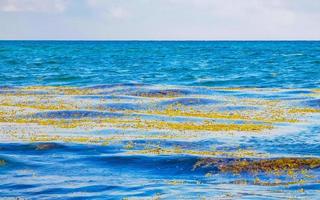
[0,39,320,42]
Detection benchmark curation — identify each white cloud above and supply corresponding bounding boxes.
[0,0,69,13]
[109,7,129,19]
[85,0,130,19]
[0,0,319,39]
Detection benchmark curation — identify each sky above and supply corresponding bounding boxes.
[0,0,319,40]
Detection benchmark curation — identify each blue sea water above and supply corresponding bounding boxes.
[0,41,319,88]
[0,41,320,200]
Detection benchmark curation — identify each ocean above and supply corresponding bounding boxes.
[0,41,319,199]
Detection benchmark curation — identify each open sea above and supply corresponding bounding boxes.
[0,41,319,199]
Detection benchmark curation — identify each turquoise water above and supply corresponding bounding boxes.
[0,41,319,88]
[0,41,320,199]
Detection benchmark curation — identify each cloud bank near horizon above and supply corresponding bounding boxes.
[0,0,319,40]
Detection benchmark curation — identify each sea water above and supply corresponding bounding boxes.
[0,41,319,199]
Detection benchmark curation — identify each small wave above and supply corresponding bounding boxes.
[159,97,220,106]
[31,110,123,119]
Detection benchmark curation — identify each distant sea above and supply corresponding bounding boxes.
[0,41,319,88]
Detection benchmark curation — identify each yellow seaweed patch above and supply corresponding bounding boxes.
[288,108,320,114]
[23,86,98,96]
[166,180,185,185]
[233,178,309,186]
[128,146,268,158]
[0,115,129,129]
[193,157,320,175]
[124,141,135,149]
[0,117,86,129]
[28,134,114,144]
[131,120,273,132]
[23,86,58,91]
[108,118,271,133]
[54,88,97,95]
[1,116,92,129]
[1,86,319,145]
[0,112,272,133]
[35,119,86,129]
[313,89,320,93]
[0,101,77,111]
[143,107,298,123]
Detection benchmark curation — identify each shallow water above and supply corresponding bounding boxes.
[0,41,319,199]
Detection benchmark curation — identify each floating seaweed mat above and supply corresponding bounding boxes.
[193,157,320,174]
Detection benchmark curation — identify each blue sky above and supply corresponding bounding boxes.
[0,0,319,40]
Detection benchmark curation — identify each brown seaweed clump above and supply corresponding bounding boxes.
[0,160,6,166]
[35,143,59,150]
[193,157,320,175]
[133,89,185,98]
